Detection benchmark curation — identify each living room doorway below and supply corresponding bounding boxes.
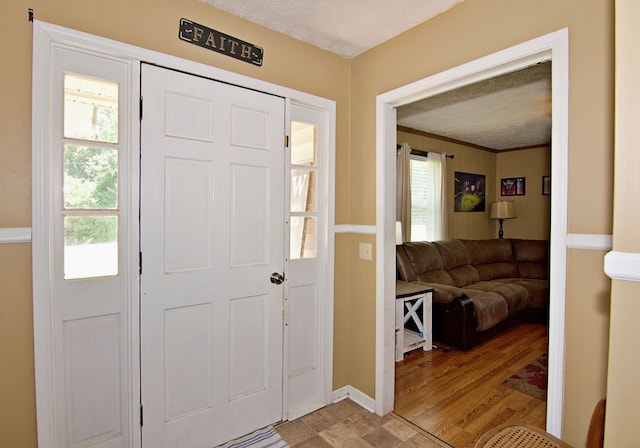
[392,62,552,444]
[375,29,569,438]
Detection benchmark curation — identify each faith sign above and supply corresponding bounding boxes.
[179,18,264,66]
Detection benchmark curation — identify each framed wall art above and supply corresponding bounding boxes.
[454,171,486,212]
[501,177,526,196]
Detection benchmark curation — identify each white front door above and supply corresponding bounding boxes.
[140,64,285,447]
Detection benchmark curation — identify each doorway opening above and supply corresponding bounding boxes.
[375,29,569,438]
[393,62,552,443]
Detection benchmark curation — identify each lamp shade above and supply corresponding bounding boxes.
[395,221,403,245]
[490,201,516,219]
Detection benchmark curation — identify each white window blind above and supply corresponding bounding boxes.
[409,154,442,241]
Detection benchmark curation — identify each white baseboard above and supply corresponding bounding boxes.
[332,386,376,413]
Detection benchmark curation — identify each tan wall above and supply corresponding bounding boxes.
[346,233,377,396]
[1,0,618,446]
[332,233,352,390]
[0,244,36,447]
[605,0,640,445]
[496,147,551,240]
[351,0,613,445]
[564,250,610,443]
[0,1,350,446]
[397,130,497,239]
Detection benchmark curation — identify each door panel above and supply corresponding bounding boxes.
[163,303,212,421]
[140,63,285,448]
[228,294,269,399]
[64,314,122,446]
[164,158,214,272]
[231,164,269,265]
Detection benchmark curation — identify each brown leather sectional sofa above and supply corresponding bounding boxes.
[396,238,549,350]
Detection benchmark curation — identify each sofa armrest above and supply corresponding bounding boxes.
[412,282,466,304]
[396,245,416,281]
[433,296,476,351]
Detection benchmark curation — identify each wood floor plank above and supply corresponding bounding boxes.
[394,323,548,448]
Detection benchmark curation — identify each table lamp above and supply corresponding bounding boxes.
[489,201,516,239]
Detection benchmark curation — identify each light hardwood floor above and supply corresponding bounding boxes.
[394,323,549,448]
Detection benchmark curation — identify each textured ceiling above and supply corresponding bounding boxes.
[201,0,464,58]
[398,62,552,150]
[200,1,551,151]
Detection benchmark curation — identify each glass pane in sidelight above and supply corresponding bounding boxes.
[290,169,316,213]
[64,74,119,143]
[291,121,316,166]
[64,145,118,210]
[64,215,118,279]
[290,216,316,259]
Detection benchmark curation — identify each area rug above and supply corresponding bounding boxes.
[216,426,288,448]
[502,353,547,401]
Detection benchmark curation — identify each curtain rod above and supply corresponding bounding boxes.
[396,144,454,159]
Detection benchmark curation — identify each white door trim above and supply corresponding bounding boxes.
[32,20,335,448]
[375,28,569,438]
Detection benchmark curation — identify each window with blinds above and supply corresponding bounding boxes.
[410,154,438,241]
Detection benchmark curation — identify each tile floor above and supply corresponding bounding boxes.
[275,399,450,448]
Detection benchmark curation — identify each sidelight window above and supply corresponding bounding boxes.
[289,121,317,259]
[63,75,120,279]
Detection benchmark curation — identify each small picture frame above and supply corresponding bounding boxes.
[542,176,551,195]
[501,177,526,196]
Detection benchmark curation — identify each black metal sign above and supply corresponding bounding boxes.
[179,18,264,66]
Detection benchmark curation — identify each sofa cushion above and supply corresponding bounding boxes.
[434,239,469,268]
[461,239,519,280]
[475,262,519,280]
[498,278,549,309]
[509,239,549,279]
[410,281,466,304]
[466,281,529,314]
[447,265,481,288]
[434,240,480,287]
[462,289,509,331]
[402,242,456,286]
[462,238,513,263]
[515,262,548,280]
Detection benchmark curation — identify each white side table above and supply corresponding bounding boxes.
[395,281,433,362]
